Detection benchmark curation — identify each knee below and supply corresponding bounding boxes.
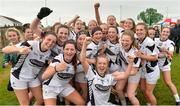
[145,90,152,97]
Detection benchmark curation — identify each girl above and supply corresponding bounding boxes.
[75,31,88,101]
[86,27,102,59]
[50,25,70,58]
[41,40,85,105]
[2,31,57,105]
[119,30,141,106]
[135,22,160,105]
[155,27,180,105]
[2,28,21,68]
[80,37,134,105]
[22,23,34,41]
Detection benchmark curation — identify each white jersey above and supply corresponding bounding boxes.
[50,43,63,58]
[43,53,75,86]
[138,37,159,74]
[86,41,101,59]
[155,38,175,67]
[117,27,124,39]
[76,50,84,73]
[105,40,121,73]
[118,45,141,71]
[69,30,76,41]
[86,65,116,105]
[11,41,51,80]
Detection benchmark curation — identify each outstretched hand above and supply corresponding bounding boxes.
[19,46,31,54]
[37,7,53,20]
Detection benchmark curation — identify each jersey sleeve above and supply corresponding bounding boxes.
[169,41,175,52]
[86,65,96,80]
[49,55,61,67]
[133,57,141,68]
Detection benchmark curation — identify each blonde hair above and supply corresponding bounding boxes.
[5,27,22,41]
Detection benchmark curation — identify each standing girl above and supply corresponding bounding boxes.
[135,23,160,105]
[2,32,57,105]
[41,40,85,105]
[155,27,180,105]
[80,37,134,105]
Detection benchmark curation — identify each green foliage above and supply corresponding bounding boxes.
[137,8,163,26]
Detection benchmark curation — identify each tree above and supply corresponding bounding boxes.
[137,8,163,26]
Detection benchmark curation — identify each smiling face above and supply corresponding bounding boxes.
[74,20,83,33]
[135,24,147,41]
[108,27,118,43]
[57,27,69,45]
[92,30,102,43]
[121,34,133,51]
[41,34,57,51]
[107,15,116,26]
[96,56,109,76]
[6,31,19,44]
[24,28,33,41]
[88,20,97,32]
[76,34,86,50]
[160,27,170,41]
[63,43,76,63]
[100,23,108,40]
[148,29,156,39]
[124,19,134,30]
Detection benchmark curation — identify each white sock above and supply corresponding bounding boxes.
[121,99,127,106]
[174,94,180,102]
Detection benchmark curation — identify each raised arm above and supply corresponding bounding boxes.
[79,37,91,73]
[30,18,42,36]
[94,3,102,25]
[2,45,31,54]
[30,7,53,36]
[66,15,80,27]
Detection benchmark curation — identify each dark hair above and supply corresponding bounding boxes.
[76,30,87,40]
[41,31,57,39]
[108,26,119,43]
[108,26,119,34]
[63,39,77,72]
[22,23,30,33]
[91,27,102,36]
[56,24,70,35]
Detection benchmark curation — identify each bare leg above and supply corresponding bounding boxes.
[30,85,43,105]
[14,89,30,105]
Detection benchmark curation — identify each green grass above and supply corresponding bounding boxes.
[0,52,180,105]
